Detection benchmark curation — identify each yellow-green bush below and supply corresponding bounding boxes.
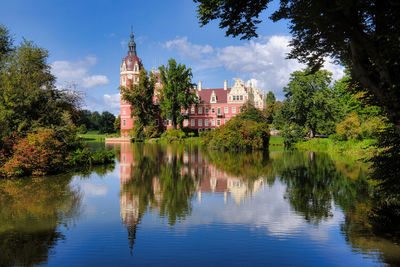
[336,112,362,140]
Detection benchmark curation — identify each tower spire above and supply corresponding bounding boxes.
[128,25,137,56]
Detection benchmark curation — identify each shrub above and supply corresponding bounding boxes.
[281,124,307,147]
[203,119,270,151]
[361,116,386,139]
[336,112,362,140]
[91,150,115,164]
[161,129,186,143]
[1,129,66,177]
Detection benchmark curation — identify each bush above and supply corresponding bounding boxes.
[1,129,66,177]
[336,112,362,140]
[281,124,307,147]
[203,119,270,151]
[161,129,186,143]
[361,116,386,139]
[91,150,115,164]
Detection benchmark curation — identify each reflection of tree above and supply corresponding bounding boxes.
[0,175,81,267]
[341,199,400,266]
[120,143,197,253]
[272,151,369,224]
[158,155,197,225]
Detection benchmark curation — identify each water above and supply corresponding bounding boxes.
[1,143,399,266]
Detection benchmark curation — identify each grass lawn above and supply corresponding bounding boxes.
[78,131,110,142]
[269,136,284,146]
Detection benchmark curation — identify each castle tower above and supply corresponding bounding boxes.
[120,26,142,137]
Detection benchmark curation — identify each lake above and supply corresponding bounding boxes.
[1,143,399,266]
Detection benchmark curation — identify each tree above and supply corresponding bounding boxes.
[158,58,198,129]
[98,111,116,134]
[90,111,101,131]
[265,91,276,124]
[0,33,80,138]
[114,115,121,133]
[274,69,341,140]
[194,0,400,134]
[120,68,157,128]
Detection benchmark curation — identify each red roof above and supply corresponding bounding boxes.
[198,88,231,104]
[123,55,141,71]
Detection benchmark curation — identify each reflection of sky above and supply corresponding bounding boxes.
[45,161,381,267]
[176,181,344,242]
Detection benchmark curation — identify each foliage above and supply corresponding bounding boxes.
[159,58,198,129]
[120,68,157,127]
[0,35,81,137]
[369,126,400,237]
[203,119,270,151]
[194,0,400,134]
[236,104,268,123]
[274,69,341,146]
[161,128,186,143]
[98,111,116,134]
[1,129,66,177]
[114,114,121,133]
[202,106,270,150]
[265,91,276,124]
[335,112,362,141]
[77,110,117,134]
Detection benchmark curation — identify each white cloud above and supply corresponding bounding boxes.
[51,56,109,89]
[164,36,214,60]
[164,36,345,99]
[82,75,109,88]
[103,93,121,112]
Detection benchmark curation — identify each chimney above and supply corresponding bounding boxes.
[198,81,202,91]
[224,80,228,90]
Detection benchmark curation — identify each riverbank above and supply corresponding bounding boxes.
[294,138,376,159]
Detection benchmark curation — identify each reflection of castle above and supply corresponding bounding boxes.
[181,150,264,205]
[117,143,266,249]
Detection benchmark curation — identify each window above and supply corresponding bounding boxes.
[224,107,228,113]
[211,108,215,113]
[211,120,215,126]
[123,76,126,83]
[155,98,159,105]
[135,77,138,82]
[233,96,236,101]
[123,119,126,127]
[198,119,202,126]
[217,107,221,114]
[198,107,202,114]
[211,97,216,102]
[217,119,221,126]
[232,107,236,113]
[205,108,209,114]
[191,107,195,114]
[184,119,188,126]
[205,119,209,126]
[224,119,228,124]
[191,119,195,126]
[122,108,126,115]
[240,95,243,100]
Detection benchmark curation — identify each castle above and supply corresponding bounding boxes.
[119,29,265,137]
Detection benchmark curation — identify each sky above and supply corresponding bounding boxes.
[1,0,344,115]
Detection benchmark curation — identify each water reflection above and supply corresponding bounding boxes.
[115,143,400,265]
[0,175,82,267]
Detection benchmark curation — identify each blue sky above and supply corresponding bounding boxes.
[1,0,343,114]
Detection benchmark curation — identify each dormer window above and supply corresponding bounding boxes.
[211,97,216,102]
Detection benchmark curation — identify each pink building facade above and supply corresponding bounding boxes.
[120,30,265,136]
